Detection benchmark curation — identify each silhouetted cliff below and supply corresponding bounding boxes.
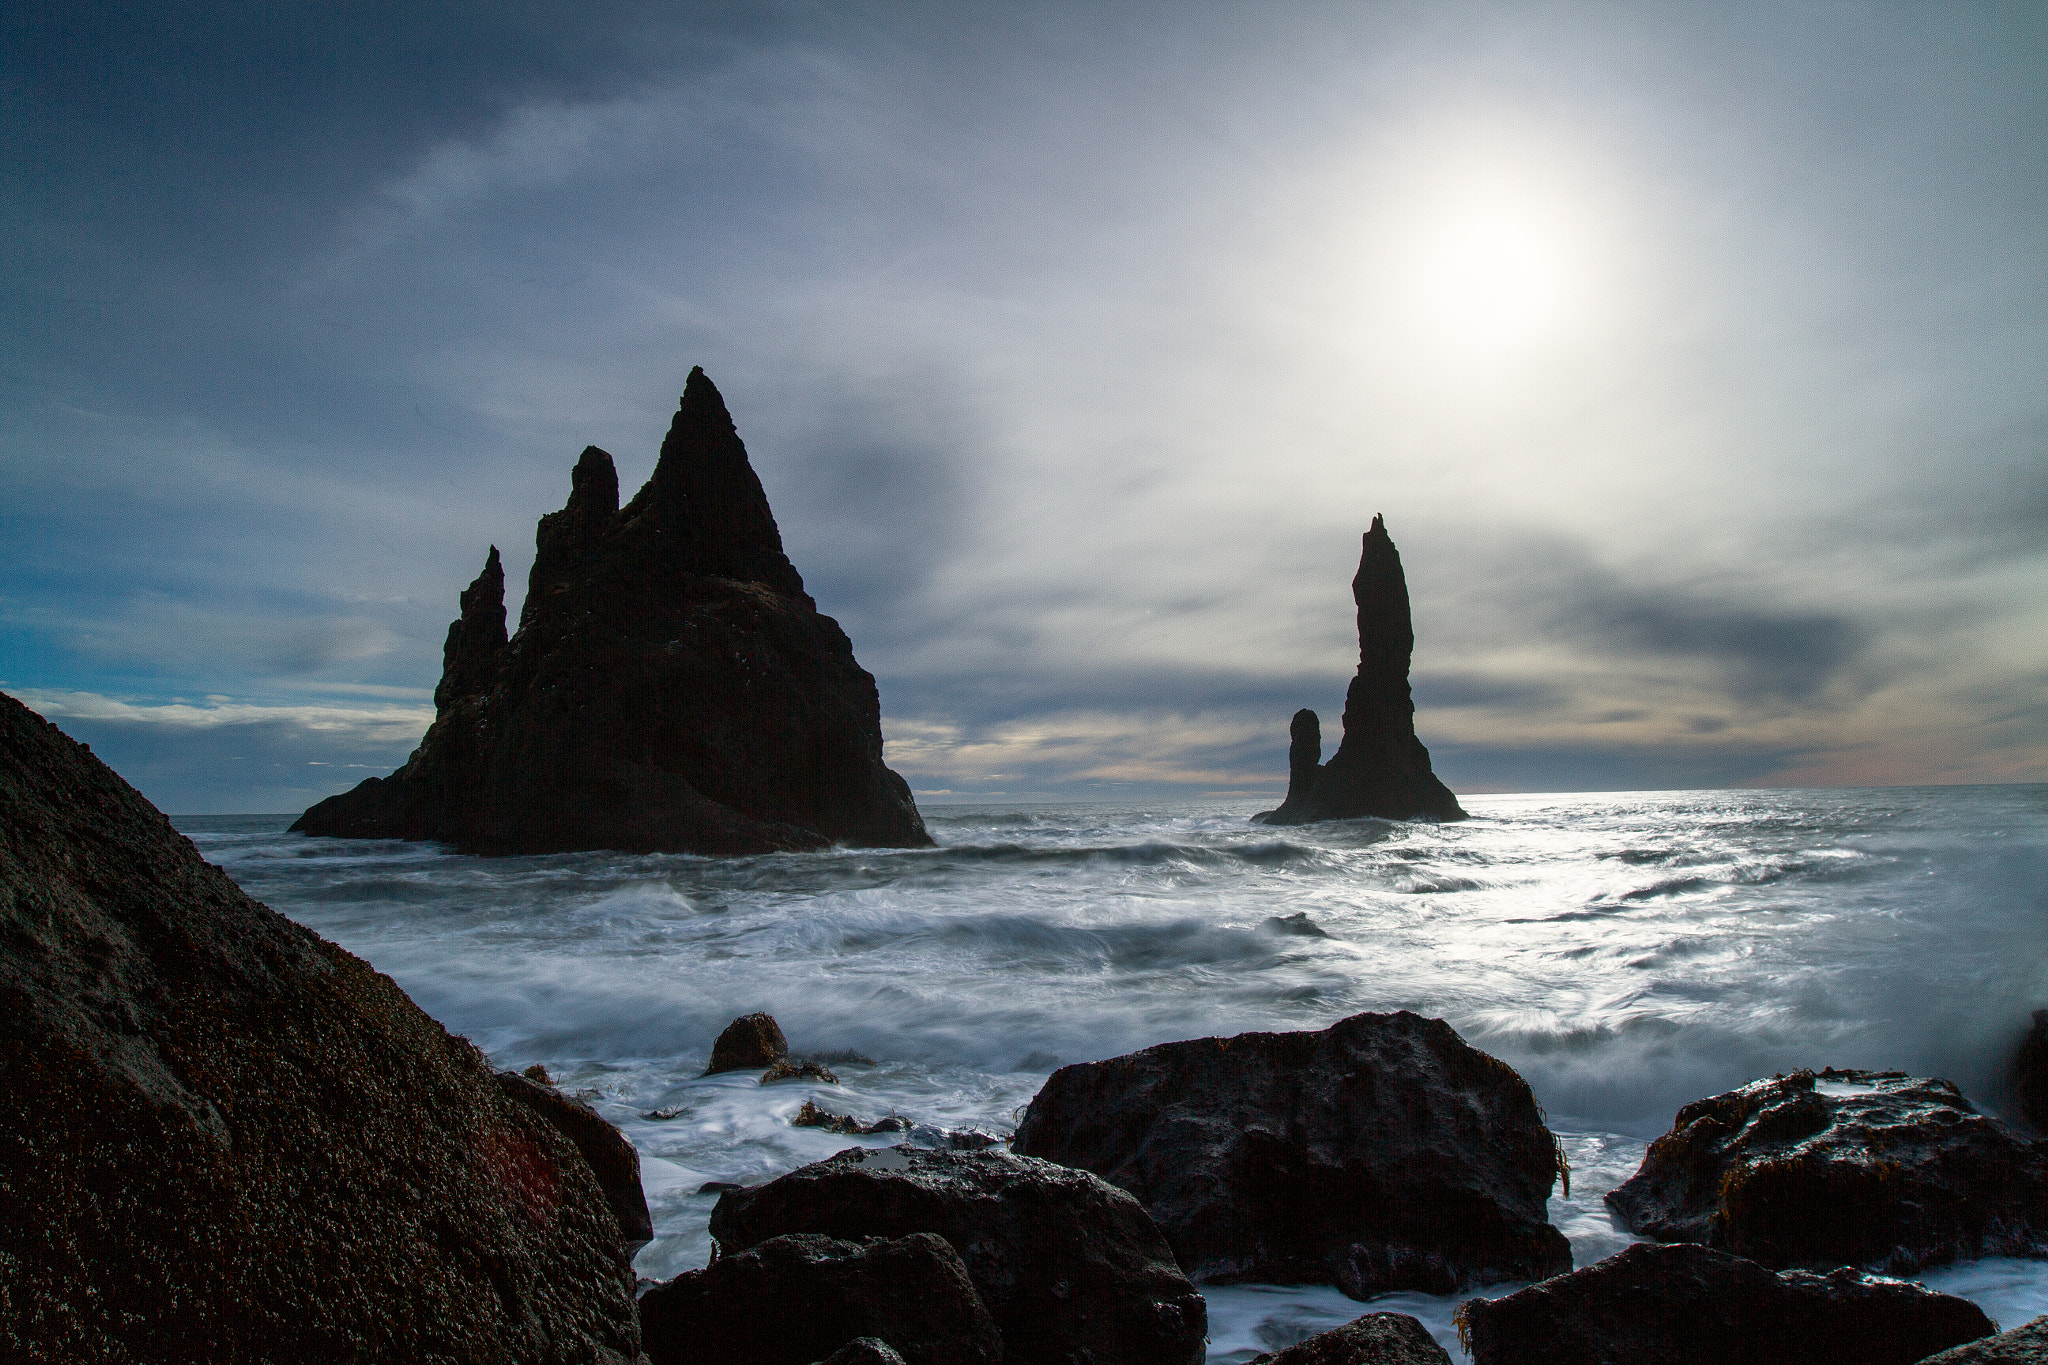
[294,367,931,855]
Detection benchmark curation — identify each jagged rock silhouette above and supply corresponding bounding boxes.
[294,367,932,855]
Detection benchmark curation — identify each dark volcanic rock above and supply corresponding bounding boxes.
[1254,516,1464,825]
[2013,1010,2048,1132]
[1012,1010,1571,1298]
[495,1069,653,1251]
[1460,1242,1994,1365]
[292,366,932,856]
[1605,1067,2048,1272]
[638,1231,999,1365]
[1247,1312,1453,1365]
[0,691,638,1363]
[709,1146,1208,1365]
[1919,1315,2048,1363]
[765,1057,841,1085]
[793,1098,907,1135]
[707,1010,791,1074]
[818,1340,912,1365]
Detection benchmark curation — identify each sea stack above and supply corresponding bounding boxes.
[1254,515,1464,824]
[293,367,932,855]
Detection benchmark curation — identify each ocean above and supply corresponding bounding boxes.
[179,784,2048,1361]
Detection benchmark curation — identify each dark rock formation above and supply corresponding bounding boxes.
[1919,1316,2048,1364]
[1012,1010,1571,1298]
[292,367,932,856]
[1247,1312,1453,1365]
[707,1011,791,1074]
[818,1340,912,1365]
[1605,1068,2048,1272]
[638,1231,999,1365]
[0,691,638,1363]
[708,1146,1208,1365]
[794,1098,908,1135]
[765,1058,841,1085]
[1254,516,1464,825]
[1459,1242,1994,1365]
[2013,1010,2048,1132]
[494,1069,653,1252]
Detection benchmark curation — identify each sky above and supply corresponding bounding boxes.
[3,1,2044,813]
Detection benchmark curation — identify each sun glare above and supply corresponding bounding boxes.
[1325,131,1622,387]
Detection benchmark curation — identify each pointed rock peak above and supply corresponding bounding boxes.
[469,546,505,603]
[569,446,619,518]
[633,365,805,596]
[438,545,509,710]
[1369,512,1386,537]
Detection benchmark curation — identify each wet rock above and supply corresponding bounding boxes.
[793,1098,908,1135]
[709,1146,1207,1365]
[1012,1010,1570,1298]
[0,691,639,1362]
[708,1011,790,1075]
[292,367,933,856]
[2012,1011,2048,1132]
[639,1231,999,1365]
[1605,1067,2048,1272]
[1252,517,1465,825]
[495,1069,653,1251]
[1917,1315,2048,1363]
[522,1062,554,1084]
[816,1340,910,1365]
[902,1124,1003,1151]
[1460,1242,1994,1365]
[699,1180,748,1194]
[1260,912,1331,938]
[1247,1312,1452,1364]
[765,1058,840,1085]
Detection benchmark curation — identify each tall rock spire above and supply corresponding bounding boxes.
[1255,515,1465,825]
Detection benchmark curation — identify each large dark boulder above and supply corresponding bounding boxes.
[292,366,932,856]
[706,1010,791,1074]
[1605,1068,2048,1272]
[495,1069,653,1251]
[1460,1242,1993,1365]
[1247,1312,1453,1364]
[1011,1011,1571,1297]
[1918,1316,2048,1363]
[0,691,638,1363]
[1253,516,1464,825]
[638,1232,999,1365]
[708,1146,1207,1365]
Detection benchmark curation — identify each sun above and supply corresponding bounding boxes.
[1339,134,1618,381]
[1399,178,1593,364]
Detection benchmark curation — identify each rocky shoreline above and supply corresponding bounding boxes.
[9,688,2048,1363]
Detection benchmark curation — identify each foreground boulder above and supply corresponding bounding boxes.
[1918,1315,2048,1363]
[1253,516,1464,825]
[1460,1242,1993,1365]
[1012,1011,1571,1297]
[494,1069,653,1250]
[1248,1312,1452,1364]
[708,1146,1207,1365]
[293,366,932,855]
[1606,1068,2048,1272]
[706,1011,790,1074]
[0,692,638,1362]
[639,1232,999,1365]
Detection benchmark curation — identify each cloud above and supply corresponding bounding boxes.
[12,689,433,746]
